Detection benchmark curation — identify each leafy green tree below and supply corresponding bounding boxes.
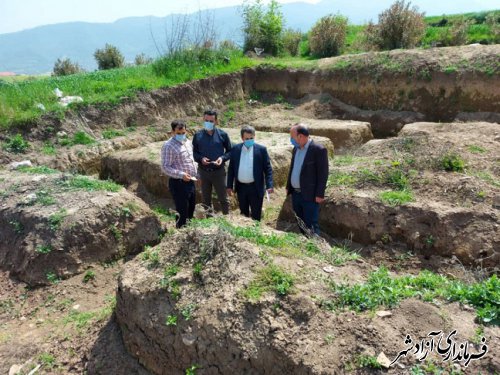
[242,0,284,56]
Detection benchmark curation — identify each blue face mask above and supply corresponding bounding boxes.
[244,139,255,148]
[204,121,214,131]
[175,134,186,143]
[290,137,299,148]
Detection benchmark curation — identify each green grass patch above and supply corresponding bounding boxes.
[379,190,414,206]
[243,264,295,301]
[48,210,66,230]
[42,142,56,155]
[59,131,95,146]
[141,246,160,269]
[2,134,30,153]
[471,171,500,188]
[0,49,255,130]
[57,175,121,192]
[440,153,466,172]
[328,171,357,187]
[152,206,176,222]
[102,129,126,139]
[17,165,58,174]
[36,244,52,254]
[467,144,488,154]
[63,295,115,330]
[326,267,499,325]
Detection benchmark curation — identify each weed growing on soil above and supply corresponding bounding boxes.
[17,165,58,174]
[323,244,360,265]
[102,128,126,139]
[46,271,60,284]
[468,144,487,154]
[2,134,30,153]
[32,190,56,206]
[152,206,176,222]
[48,208,67,231]
[165,315,177,326]
[331,155,367,166]
[109,224,123,240]
[379,190,414,206]
[57,175,121,192]
[141,246,160,269]
[181,303,197,321]
[327,267,499,325]
[59,131,96,146]
[440,152,466,172]
[82,270,96,283]
[327,171,357,186]
[159,266,181,299]
[185,364,200,375]
[354,355,382,370]
[9,220,24,233]
[38,353,57,369]
[63,295,116,331]
[42,142,56,155]
[244,264,295,301]
[470,171,500,188]
[36,244,52,254]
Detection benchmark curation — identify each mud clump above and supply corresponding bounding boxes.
[0,169,161,285]
[116,219,499,374]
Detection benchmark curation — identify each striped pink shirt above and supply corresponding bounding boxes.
[160,138,198,179]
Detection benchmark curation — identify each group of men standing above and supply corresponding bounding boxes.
[160,109,329,235]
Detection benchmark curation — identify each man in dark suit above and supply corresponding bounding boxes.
[227,125,274,221]
[286,123,329,235]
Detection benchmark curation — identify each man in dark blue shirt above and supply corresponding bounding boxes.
[192,109,232,215]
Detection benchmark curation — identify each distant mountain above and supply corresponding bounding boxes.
[0,0,497,74]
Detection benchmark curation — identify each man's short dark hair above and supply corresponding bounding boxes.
[171,120,186,131]
[240,125,255,138]
[295,124,310,137]
[204,109,218,119]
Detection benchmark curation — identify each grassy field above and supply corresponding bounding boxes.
[0,10,498,132]
[0,49,256,130]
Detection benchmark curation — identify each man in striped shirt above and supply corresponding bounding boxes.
[160,120,198,228]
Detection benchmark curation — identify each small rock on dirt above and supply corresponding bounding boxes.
[376,352,392,368]
[376,310,393,318]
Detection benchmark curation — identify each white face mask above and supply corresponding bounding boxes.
[204,121,214,131]
[174,134,187,143]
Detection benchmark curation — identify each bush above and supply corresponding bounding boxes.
[52,58,83,76]
[363,0,425,50]
[441,153,465,172]
[242,0,284,56]
[282,28,302,56]
[152,47,239,80]
[94,43,125,70]
[134,53,153,66]
[3,134,30,153]
[309,15,348,57]
[299,38,311,57]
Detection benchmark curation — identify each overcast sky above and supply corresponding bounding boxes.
[1,0,498,35]
[0,0,321,34]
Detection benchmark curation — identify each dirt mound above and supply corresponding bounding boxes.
[100,129,333,203]
[246,45,500,122]
[243,103,373,152]
[280,121,499,268]
[0,169,161,285]
[303,96,425,138]
[115,220,499,374]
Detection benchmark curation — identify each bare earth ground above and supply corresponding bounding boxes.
[1,51,499,374]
